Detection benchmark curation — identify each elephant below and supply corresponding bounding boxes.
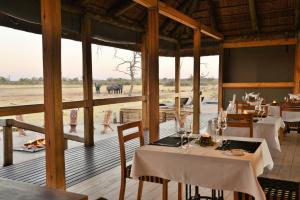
[106,84,123,94]
[95,83,101,94]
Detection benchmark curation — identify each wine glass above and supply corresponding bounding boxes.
[218,117,227,145]
[211,118,220,144]
[185,122,192,147]
[259,106,265,120]
[177,123,186,149]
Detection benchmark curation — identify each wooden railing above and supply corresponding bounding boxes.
[0,119,84,167]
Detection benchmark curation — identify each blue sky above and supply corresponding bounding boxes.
[0,26,219,80]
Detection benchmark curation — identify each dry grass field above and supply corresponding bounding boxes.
[0,84,218,126]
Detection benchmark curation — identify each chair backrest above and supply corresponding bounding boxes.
[227,114,253,137]
[235,101,253,114]
[117,121,144,178]
[280,102,300,116]
[103,110,113,124]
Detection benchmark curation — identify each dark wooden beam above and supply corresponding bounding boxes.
[41,0,66,189]
[224,38,296,48]
[193,29,201,134]
[174,0,198,39]
[160,0,190,35]
[110,0,137,16]
[248,0,259,33]
[82,15,94,147]
[295,0,300,30]
[147,6,160,142]
[207,0,218,31]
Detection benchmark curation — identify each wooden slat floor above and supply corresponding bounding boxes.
[67,132,300,200]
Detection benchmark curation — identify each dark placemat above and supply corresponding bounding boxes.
[151,136,189,147]
[215,140,261,153]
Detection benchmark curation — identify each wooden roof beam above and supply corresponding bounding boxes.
[132,0,224,40]
[223,38,296,48]
[295,0,300,30]
[110,0,137,17]
[248,0,259,33]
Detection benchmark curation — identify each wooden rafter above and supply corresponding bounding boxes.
[109,0,137,17]
[132,0,223,40]
[62,4,178,44]
[160,0,191,35]
[295,0,300,30]
[207,0,217,31]
[224,38,296,48]
[248,0,259,33]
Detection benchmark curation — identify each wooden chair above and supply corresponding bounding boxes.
[234,177,300,200]
[280,102,300,133]
[227,114,253,137]
[101,110,114,134]
[15,115,26,136]
[69,109,78,133]
[117,121,182,200]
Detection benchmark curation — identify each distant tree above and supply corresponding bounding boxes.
[113,49,141,96]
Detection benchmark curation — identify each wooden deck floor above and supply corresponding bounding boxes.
[67,131,300,200]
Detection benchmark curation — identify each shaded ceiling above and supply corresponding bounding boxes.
[0,0,298,56]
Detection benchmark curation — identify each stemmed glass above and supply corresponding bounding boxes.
[218,117,227,145]
[259,106,265,120]
[185,122,193,148]
[177,123,186,149]
[211,118,220,144]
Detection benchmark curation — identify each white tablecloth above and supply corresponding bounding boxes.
[207,116,283,154]
[268,105,300,122]
[131,136,273,200]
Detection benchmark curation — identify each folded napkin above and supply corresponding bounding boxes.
[216,140,261,153]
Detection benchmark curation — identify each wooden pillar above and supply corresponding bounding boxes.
[3,124,13,166]
[294,32,300,94]
[147,6,160,142]
[193,29,201,134]
[41,0,66,189]
[218,44,224,110]
[82,15,94,146]
[141,34,149,129]
[175,43,181,114]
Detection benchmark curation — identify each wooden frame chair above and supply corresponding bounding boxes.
[101,110,114,134]
[227,114,253,137]
[280,102,300,133]
[117,121,182,200]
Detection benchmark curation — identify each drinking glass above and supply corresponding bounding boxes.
[177,123,186,149]
[218,117,227,145]
[211,118,220,143]
[185,122,192,147]
[259,106,265,120]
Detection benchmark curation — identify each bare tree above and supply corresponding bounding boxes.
[114,49,141,96]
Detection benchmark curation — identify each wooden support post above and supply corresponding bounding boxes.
[147,5,160,142]
[175,43,181,114]
[3,125,13,166]
[41,0,66,189]
[193,29,201,134]
[295,31,300,94]
[82,15,94,146]
[141,34,149,129]
[218,44,224,110]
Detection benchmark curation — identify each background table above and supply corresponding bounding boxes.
[268,105,300,122]
[0,178,88,200]
[131,136,273,200]
[207,116,283,154]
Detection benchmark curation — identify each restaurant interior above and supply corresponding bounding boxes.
[0,0,299,199]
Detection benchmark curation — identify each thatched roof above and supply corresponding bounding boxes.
[0,0,298,56]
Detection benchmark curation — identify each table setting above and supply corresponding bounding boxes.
[131,125,274,200]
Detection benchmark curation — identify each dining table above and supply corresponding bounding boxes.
[207,116,284,154]
[268,105,300,121]
[131,136,273,200]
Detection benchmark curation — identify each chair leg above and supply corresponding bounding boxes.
[119,177,126,200]
[177,183,182,200]
[162,180,168,200]
[137,180,144,200]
